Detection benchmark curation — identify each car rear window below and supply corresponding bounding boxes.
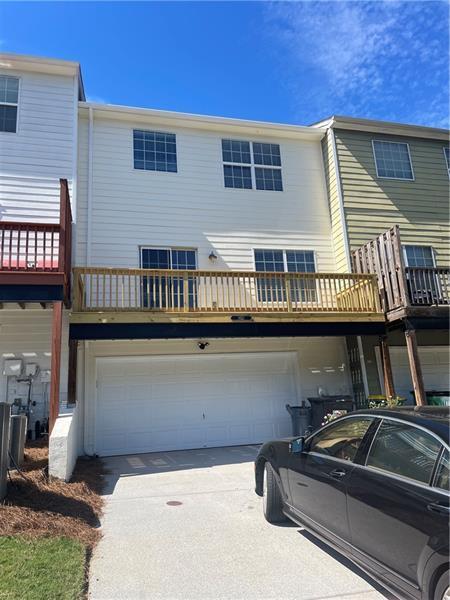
[366,420,441,485]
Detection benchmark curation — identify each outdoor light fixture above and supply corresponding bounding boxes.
[197,341,210,350]
[208,251,218,262]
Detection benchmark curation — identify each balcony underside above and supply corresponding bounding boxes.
[386,305,450,330]
[0,272,66,302]
[69,317,385,341]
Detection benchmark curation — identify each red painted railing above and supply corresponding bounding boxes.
[0,179,72,303]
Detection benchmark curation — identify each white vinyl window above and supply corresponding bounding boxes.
[372,140,414,180]
[0,75,19,133]
[222,140,283,191]
[254,249,316,302]
[403,245,435,268]
[444,147,450,179]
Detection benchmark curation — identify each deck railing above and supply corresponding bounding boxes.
[0,179,73,302]
[352,226,449,311]
[72,267,381,315]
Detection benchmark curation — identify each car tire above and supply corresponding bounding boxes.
[263,462,286,524]
[434,571,450,600]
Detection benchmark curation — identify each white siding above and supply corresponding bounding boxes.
[0,69,76,223]
[0,309,69,427]
[76,115,335,271]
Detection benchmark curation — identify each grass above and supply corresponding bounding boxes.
[0,441,107,599]
[0,536,86,600]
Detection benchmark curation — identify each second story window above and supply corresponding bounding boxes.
[372,140,414,180]
[404,245,435,267]
[0,75,19,133]
[444,147,450,179]
[133,130,177,173]
[222,139,283,191]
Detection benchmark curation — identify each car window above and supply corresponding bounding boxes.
[308,417,373,462]
[366,420,441,484]
[434,449,449,491]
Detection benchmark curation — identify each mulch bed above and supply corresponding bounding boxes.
[0,440,107,549]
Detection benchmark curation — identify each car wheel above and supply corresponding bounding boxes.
[434,571,450,600]
[263,462,286,524]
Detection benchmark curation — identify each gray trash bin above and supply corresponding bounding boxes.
[285,403,311,437]
[9,414,27,469]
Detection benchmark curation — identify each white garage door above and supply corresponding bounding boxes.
[377,346,450,402]
[95,352,297,456]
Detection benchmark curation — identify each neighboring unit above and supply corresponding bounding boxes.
[318,116,449,407]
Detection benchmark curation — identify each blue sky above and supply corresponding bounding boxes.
[0,1,448,128]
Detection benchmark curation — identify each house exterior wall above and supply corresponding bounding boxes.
[0,68,78,223]
[76,112,335,271]
[78,336,352,455]
[334,128,450,265]
[321,130,349,272]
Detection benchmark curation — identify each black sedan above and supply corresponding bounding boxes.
[255,406,449,600]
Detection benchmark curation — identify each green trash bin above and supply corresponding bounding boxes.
[411,391,450,406]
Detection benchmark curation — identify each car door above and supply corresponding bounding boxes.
[346,418,449,596]
[287,415,375,549]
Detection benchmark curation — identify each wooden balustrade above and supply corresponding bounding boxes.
[72,267,381,315]
[352,226,450,312]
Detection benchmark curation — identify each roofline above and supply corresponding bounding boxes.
[311,115,449,141]
[79,101,326,140]
[0,52,85,100]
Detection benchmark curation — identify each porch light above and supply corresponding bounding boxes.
[208,251,218,262]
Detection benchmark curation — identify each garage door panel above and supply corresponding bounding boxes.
[95,352,297,456]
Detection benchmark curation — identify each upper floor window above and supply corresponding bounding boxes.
[404,245,435,267]
[133,130,177,173]
[372,140,414,180]
[444,147,450,179]
[222,139,283,191]
[0,75,19,133]
[254,249,316,302]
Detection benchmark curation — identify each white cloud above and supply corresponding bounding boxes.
[264,0,449,126]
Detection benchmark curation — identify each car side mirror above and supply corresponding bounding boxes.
[289,437,305,454]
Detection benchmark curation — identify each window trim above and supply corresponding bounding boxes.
[221,138,283,191]
[402,244,436,268]
[443,147,450,180]
[371,139,415,181]
[132,128,178,174]
[0,73,21,135]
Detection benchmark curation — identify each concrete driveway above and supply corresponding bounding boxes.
[89,446,391,600]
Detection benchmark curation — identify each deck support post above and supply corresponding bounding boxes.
[379,335,395,399]
[49,301,63,433]
[404,327,426,406]
[67,339,78,405]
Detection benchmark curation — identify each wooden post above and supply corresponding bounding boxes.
[379,335,395,399]
[405,328,426,406]
[49,301,63,433]
[67,339,78,405]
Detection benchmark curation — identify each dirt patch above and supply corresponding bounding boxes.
[0,440,106,549]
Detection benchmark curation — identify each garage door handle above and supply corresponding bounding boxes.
[329,468,346,479]
[427,502,450,515]
[202,413,205,420]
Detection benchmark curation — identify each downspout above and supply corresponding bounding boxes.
[87,106,94,266]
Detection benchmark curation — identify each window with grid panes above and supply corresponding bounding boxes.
[0,75,19,133]
[222,139,283,190]
[372,140,413,180]
[134,130,177,172]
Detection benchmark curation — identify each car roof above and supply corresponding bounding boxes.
[353,406,450,445]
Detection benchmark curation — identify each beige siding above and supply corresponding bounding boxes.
[335,129,450,266]
[321,131,349,271]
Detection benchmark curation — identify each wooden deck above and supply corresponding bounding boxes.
[352,226,449,322]
[71,267,383,323]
